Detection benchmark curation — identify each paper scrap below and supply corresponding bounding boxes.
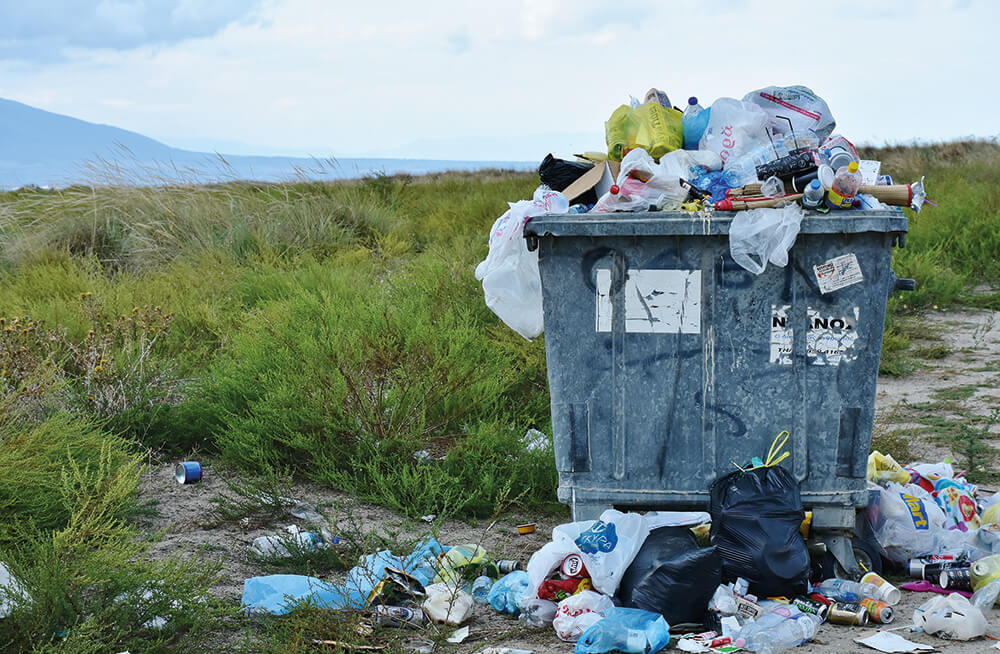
[677,638,711,653]
[446,626,470,644]
[855,631,935,653]
[814,253,864,294]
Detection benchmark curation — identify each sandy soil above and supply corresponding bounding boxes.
[137,308,1000,653]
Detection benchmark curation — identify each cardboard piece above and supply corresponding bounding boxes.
[560,160,620,204]
[855,631,935,653]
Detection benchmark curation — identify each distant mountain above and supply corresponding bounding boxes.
[0,98,534,188]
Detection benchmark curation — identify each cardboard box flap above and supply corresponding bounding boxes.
[560,160,620,204]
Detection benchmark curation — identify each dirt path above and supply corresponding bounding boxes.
[137,308,1000,653]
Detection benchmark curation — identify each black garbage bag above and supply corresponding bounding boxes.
[709,465,810,597]
[616,526,722,626]
[538,154,596,204]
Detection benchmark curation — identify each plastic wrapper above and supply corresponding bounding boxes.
[742,85,835,142]
[709,465,810,597]
[552,590,616,642]
[913,593,986,640]
[728,204,805,275]
[933,478,980,532]
[594,148,722,213]
[474,186,568,340]
[575,607,671,654]
[519,597,558,626]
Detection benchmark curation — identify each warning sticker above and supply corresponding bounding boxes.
[814,253,864,294]
[807,307,860,366]
[770,305,793,365]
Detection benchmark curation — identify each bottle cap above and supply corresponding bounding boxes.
[610,184,620,195]
[808,179,821,191]
[688,97,698,105]
[848,161,859,173]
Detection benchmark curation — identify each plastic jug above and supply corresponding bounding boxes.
[971,554,1000,590]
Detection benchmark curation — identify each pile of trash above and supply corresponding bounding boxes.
[234,439,1000,654]
[475,84,933,340]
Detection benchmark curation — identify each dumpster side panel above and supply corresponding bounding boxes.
[536,219,898,521]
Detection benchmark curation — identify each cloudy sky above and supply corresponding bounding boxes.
[0,0,994,161]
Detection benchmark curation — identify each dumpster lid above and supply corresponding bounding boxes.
[524,209,908,238]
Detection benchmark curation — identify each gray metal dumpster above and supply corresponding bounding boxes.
[524,210,909,547]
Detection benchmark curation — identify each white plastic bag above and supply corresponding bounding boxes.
[913,593,986,640]
[873,482,949,562]
[594,148,722,213]
[728,204,804,274]
[474,186,568,340]
[422,583,474,626]
[698,98,770,166]
[742,85,836,142]
[526,510,650,598]
[552,590,615,642]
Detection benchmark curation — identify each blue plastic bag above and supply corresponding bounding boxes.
[242,538,446,615]
[488,570,529,615]
[575,607,670,654]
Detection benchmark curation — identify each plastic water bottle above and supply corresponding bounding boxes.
[738,613,821,654]
[815,578,879,603]
[682,97,710,150]
[824,161,861,209]
[802,179,825,209]
[471,575,494,605]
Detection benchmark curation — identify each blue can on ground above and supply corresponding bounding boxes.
[524,210,910,533]
[175,461,202,484]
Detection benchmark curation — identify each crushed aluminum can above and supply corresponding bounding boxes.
[497,559,523,574]
[374,605,426,629]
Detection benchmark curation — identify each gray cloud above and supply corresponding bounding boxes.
[0,1,263,62]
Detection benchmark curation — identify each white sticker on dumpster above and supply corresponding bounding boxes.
[770,305,793,365]
[814,253,864,294]
[807,307,860,366]
[595,269,701,334]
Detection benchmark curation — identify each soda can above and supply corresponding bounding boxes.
[907,559,968,579]
[791,596,830,621]
[497,559,523,575]
[174,461,202,484]
[560,554,587,578]
[827,602,870,626]
[808,592,832,606]
[940,568,973,591]
[860,597,895,624]
[861,572,902,605]
[374,605,426,629]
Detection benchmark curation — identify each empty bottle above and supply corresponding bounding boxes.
[682,97,710,150]
[471,575,494,605]
[824,161,861,209]
[737,612,822,654]
[802,179,825,209]
[815,578,879,603]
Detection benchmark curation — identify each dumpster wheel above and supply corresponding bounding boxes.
[820,536,883,580]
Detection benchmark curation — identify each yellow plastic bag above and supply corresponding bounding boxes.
[605,104,638,162]
[633,103,683,160]
[605,103,683,162]
[867,451,911,485]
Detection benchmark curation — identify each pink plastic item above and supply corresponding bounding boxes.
[900,579,973,598]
